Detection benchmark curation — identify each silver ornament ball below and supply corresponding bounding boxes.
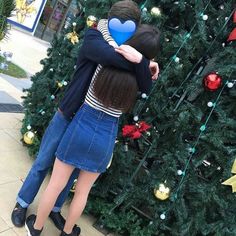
[174,57,180,63]
[141,93,147,99]
[202,14,208,21]
[207,102,213,107]
[227,82,234,88]
[160,213,166,220]
[142,7,147,13]
[177,170,183,175]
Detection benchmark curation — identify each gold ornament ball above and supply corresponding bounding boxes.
[154,183,170,200]
[151,7,161,16]
[23,131,35,145]
[86,15,97,27]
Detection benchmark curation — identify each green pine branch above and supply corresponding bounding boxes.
[0,0,15,40]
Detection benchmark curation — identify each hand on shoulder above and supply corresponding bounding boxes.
[115,45,142,63]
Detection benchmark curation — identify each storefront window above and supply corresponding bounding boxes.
[34,0,79,42]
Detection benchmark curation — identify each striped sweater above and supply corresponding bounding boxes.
[85,20,122,117]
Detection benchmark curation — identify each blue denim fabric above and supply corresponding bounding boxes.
[17,111,79,211]
[56,103,118,173]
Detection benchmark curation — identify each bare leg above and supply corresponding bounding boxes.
[34,158,74,230]
[63,170,100,234]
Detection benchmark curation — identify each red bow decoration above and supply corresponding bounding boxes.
[227,11,236,41]
[122,121,151,139]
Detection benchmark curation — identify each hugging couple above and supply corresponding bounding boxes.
[11,1,161,235]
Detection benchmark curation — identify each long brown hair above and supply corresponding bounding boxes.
[93,24,161,113]
[93,67,138,113]
[125,24,161,59]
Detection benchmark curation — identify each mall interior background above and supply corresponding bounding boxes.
[34,0,79,42]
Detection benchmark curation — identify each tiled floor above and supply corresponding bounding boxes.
[0,113,104,236]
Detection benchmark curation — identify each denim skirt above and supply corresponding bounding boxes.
[56,103,119,173]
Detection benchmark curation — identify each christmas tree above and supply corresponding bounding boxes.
[22,0,236,235]
[0,0,14,41]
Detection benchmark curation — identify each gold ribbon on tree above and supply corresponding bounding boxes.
[16,0,37,24]
[66,22,79,45]
[222,159,236,193]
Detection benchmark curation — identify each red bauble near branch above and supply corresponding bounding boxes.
[203,72,222,91]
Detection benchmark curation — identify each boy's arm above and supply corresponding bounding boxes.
[135,57,152,93]
[82,28,152,93]
[81,28,133,70]
[98,19,153,93]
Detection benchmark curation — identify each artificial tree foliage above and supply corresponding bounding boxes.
[0,0,14,40]
[22,1,236,235]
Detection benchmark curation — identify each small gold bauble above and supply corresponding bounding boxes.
[154,183,170,200]
[151,7,161,16]
[66,32,79,44]
[23,131,35,145]
[57,82,63,88]
[86,15,97,27]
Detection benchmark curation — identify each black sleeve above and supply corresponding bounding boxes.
[133,56,152,94]
[81,29,133,70]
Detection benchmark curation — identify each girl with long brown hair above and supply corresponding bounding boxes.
[25,24,160,236]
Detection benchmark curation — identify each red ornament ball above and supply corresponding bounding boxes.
[203,72,222,91]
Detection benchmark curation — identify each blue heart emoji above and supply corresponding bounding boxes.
[108,18,136,46]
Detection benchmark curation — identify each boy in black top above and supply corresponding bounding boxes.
[11,0,160,232]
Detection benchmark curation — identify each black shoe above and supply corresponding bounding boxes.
[11,202,27,227]
[25,214,42,236]
[60,227,81,236]
[49,211,81,233]
[49,211,65,231]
